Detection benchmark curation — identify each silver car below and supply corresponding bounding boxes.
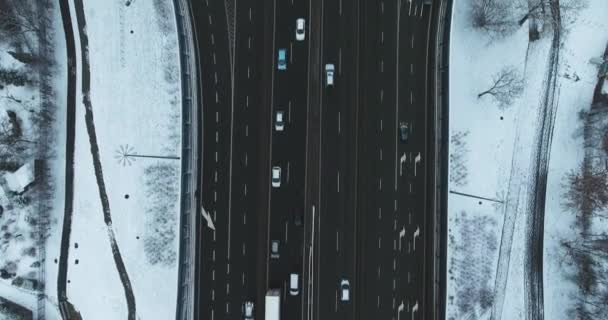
[243,301,254,320]
[325,64,335,87]
[275,111,285,131]
[271,166,281,188]
[340,279,350,302]
[296,18,305,41]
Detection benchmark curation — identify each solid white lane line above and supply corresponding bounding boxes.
[215,131,218,143]
[215,111,219,123]
[378,236,382,248]
[410,90,413,104]
[244,184,247,196]
[249,7,252,21]
[213,191,217,202]
[214,72,218,84]
[212,270,215,280]
[215,91,219,103]
[246,95,249,107]
[248,37,251,49]
[288,100,292,123]
[214,151,218,163]
[211,33,215,45]
[208,14,213,25]
[290,42,293,63]
[381,1,384,13]
[212,249,215,261]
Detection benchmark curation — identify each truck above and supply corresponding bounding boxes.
[265,289,280,320]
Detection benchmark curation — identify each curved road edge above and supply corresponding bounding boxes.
[173,0,200,319]
[429,0,452,319]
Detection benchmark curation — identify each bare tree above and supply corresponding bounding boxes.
[562,161,608,216]
[471,0,518,37]
[477,66,524,108]
[0,0,43,52]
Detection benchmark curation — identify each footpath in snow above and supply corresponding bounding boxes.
[446,0,608,319]
[43,1,184,319]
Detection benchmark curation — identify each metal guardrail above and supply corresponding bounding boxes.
[433,0,452,319]
[173,0,199,319]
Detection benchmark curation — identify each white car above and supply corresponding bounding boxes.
[290,273,300,296]
[243,301,254,320]
[340,279,350,302]
[275,111,285,131]
[296,18,305,41]
[271,166,281,188]
[325,64,335,87]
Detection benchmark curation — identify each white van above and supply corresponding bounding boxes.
[289,273,299,296]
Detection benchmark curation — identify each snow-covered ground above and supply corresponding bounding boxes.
[40,0,183,319]
[446,0,608,319]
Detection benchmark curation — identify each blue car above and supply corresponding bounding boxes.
[278,49,287,70]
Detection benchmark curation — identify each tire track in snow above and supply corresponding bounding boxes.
[72,0,137,319]
[491,2,561,318]
[524,2,561,319]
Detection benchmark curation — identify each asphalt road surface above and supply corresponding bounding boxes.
[192,0,267,319]
[191,0,438,319]
[355,0,433,320]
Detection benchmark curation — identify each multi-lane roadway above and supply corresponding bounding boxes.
[191,0,441,319]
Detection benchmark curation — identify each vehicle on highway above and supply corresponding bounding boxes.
[275,111,285,131]
[278,49,287,70]
[325,63,335,87]
[271,166,281,187]
[289,273,299,296]
[294,209,303,227]
[271,240,280,259]
[399,122,409,142]
[295,18,305,41]
[340,279,350,302]
[243,301,254,320]
[265,289,280,320]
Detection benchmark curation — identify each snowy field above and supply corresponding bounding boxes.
[40,0,183,319]
[446,0,608,319]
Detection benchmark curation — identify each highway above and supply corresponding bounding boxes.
[190,0,440,319]
[192,0,267,319]
[355,0,433,319]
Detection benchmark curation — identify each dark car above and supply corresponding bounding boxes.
[294,210,303,227]
[399,122,409,142]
